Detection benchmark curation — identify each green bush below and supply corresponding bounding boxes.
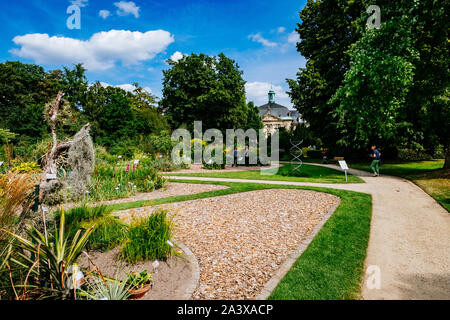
[88,162,166,201]
[139,130,174,156]
[109,145,136,160]
[144,157,188,172]
[121,209,176,263]
[203,161,225,170]
[397,148,433,161]
[95,146,119,165]
[306,150,323,159]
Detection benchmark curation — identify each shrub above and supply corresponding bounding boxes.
[109,144,136,160]
[121,209,176,263]
[144,157,185,172]
[306,150,322,159]
[397,148,433,161]
[88,162,166,201]
[95,146,118,165]
[139,131,174,156]
[10,162,41,174]
[203,162,225,170]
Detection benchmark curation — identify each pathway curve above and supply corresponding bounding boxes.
[167,164,450,300]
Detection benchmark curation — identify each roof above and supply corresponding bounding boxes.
[259,102,300,123]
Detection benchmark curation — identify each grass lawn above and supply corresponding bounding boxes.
[348,159,449,211]
[104,179,372,300]
[167,163,364,184]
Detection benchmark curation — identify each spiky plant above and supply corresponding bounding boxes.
[3,208,94,299]
[79,275,131,300]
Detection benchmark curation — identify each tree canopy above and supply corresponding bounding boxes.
[161,53,252,132]
[288,0,449,165]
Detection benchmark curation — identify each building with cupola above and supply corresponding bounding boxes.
[258,89,302,136]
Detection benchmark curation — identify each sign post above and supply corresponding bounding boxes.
[338,160,349,182]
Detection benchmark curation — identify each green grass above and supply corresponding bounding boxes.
[102,180,372,299]
[121,208,176,263]
[167,163,364,184]
[348,159,449,211]
[56,205,127,251]
[268,189,371,300]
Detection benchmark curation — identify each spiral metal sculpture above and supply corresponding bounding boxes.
[290,139,303,171]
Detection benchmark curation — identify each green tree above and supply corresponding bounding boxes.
[61,63,88,112]
[330,0,449,165]
[0,61,48,139]
[84,83,137,146]
[129,83,169,135]
[161,53,249,132]
[287,0,365,149]
[245,101,263,131]
[330,2,418,150]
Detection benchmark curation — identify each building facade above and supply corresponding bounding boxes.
[259,89,301,136]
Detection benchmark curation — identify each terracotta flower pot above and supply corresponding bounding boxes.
[128,281,153,300]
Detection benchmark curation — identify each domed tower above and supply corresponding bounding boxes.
[268,89,276,104]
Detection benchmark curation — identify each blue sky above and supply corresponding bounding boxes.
[0,0,307,107]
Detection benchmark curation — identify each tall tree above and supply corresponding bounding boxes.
[287,0,365,150]
[161,53,249,132]
[330,0,418,150]
[61,63,88,112]
[331,0,449,164]
[0,61,48,139]
[83,83,137,145]
[129,83,169,135]
[245,101,263,131]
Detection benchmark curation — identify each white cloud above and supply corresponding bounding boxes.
[277,27,286,34]
[245,82,289,105]
[114,1,140,18]
[248,33,277,47]
[70,0,88,7]
[169,51,184,63]
[11,29,175,71]
[99,10,111,19]
[100,82,152,94]
[288,31,300,44]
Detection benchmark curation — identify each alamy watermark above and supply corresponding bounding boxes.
[171,121,280,175]
[66,0,88,30]
[366,5,381,30]
[365,265,381,290]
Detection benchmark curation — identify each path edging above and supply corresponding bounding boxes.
[255,200,341,300]
[175,242,200,300]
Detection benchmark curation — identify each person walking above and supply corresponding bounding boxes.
[370,145,381,177]
[233,147,238,167]
[244,146,249,167]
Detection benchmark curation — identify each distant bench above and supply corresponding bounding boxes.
[331,156,345,164]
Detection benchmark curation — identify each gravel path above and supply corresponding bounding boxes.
[115,189,340,300]
[169,164,450,300]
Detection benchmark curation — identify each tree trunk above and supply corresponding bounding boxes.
[39,91,64,203]
[444,141,450,169]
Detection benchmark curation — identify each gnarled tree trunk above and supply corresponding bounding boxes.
[39,91,64,204]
